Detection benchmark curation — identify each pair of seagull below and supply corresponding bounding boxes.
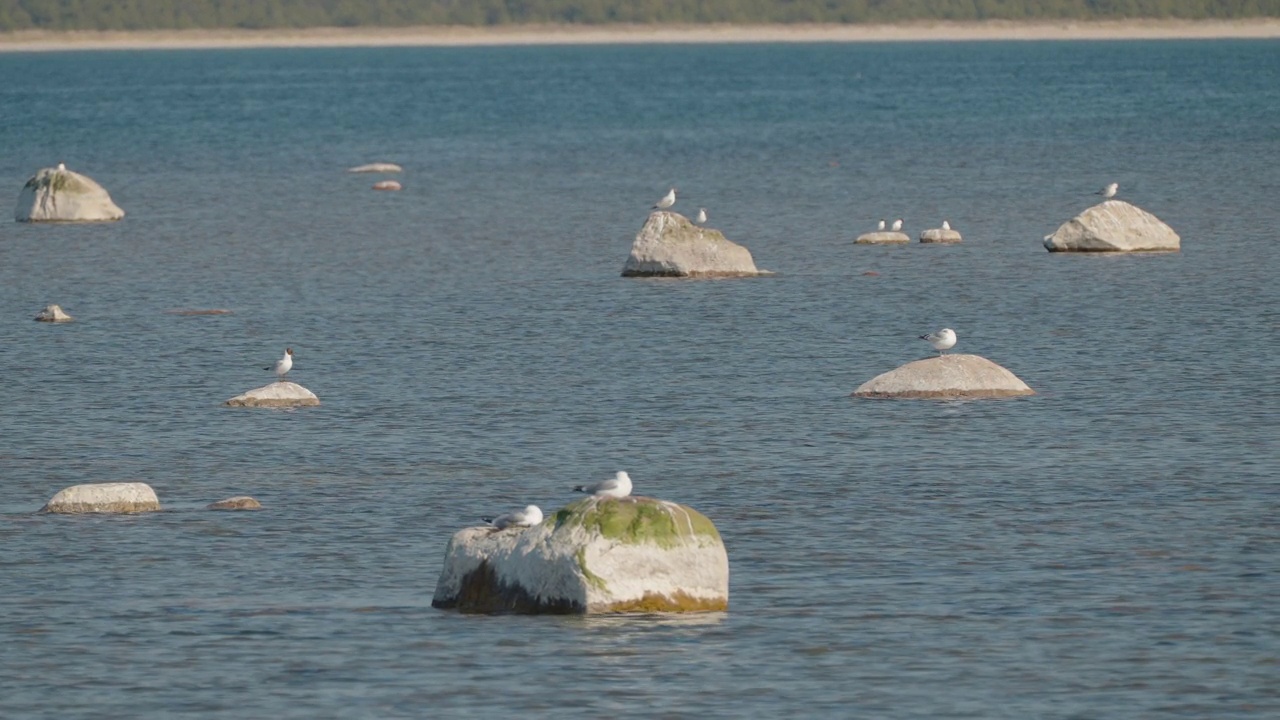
[876,219,952,231]
[482,471,633,530]
[653,188,707,225]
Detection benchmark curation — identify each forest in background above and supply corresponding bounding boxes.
[2,0,1278,32]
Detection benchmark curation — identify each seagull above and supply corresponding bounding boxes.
[56,162,66,172]
[891,218,903,232]
[265,348,293,382]
[1095,182,1118,199]
[877,219,886,231]
[652,188,677,210]
[573,471,632,499]
[942,220,951,230]
[695,208,707,224]
[919,328,957,356]
[482,504,543,530]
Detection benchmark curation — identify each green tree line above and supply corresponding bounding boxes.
[2,0,1277,31]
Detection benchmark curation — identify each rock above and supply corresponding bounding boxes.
[16,166,124,223]
[433,496,729,614]
[372,180,402,191]
[41,482,161,514]
[854,231,910,245]
[348,163,402,173]
[166,308,233,316]
[207,496,262,511]
[34,304,73,322]
[622,211,771,278]
[224,381,320,408]
[1044,200,1180,252]
[854,354,1034,399]
[919,228,963,244]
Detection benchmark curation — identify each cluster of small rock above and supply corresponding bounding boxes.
[39,482,261,514]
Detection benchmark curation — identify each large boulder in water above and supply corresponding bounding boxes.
[855,231,910,245]
[34,304,73,322]
[854,354,1034,399]
[432,496,729,614]
[41,482,161,514]
[1044,200,1179,252]
[622,211,770,278]
[224,381,320,408]
[16,166,124,223]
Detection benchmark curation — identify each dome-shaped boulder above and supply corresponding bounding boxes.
[1044,200,1179,252]
[622,211,770,278]
[225,381,320,408]
[854,354,1034,399]
[433,496,729,614]
[41,482,161,514]
[16,166,124,223]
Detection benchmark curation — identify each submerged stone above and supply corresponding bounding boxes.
[854,354,1034,399]
[207,496,262,511]
[622,211,770,278]
[42,482,160,514]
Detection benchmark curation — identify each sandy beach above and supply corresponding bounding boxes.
[2,20,1279,52]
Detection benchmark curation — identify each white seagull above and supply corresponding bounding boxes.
[695,208,707,224]
[652,188,677,210]
[919,328,957,356]
[891,218,903,232]
[1096,182,1118,199]
[482,504,543,530]
[942,220,951,230]
[56,161,66,172]
[877,219,886,231]
[265,347,293,381]
[574,471,632,499]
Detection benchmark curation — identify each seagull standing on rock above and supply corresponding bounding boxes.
[56,161,66,172]
[942,220,951,230]
[653,188,677,210]
[266,348,293,382]
[877,219,886,231]
[482,504,543,530]
[919,329,957,356]
[574,471,632,499]
[891,218,903,232]
[695,208,707,224]
[1096,182,1118,199]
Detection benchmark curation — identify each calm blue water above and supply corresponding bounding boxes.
[1,40,1277,718]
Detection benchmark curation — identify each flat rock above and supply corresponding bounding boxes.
[919,228,963,244]
[224,381,320,408]
[208,496,262,511]
[622,211,770,278]
[854,354,1034,399]
[433,496,729,614]
[1044,200,1180,252]
[372,180,402,191]
[166,308,233,316]
[34,304,73,322]
[42,482,161,514]
[16,166,124,223]
[855,231,910,245]
[348,162,402,173]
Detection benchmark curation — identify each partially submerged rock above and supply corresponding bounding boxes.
[42,482,161,514]
[224,381,319,408]
[433,496,729,614]
[855,231,910,245]
[34,304,73,322]
[919,228,963,244]
[16,166,124,223]
[622,211,770,278]
[208,496,262,511]
[1044,200,1179,252]
[166,308,233,316]
[348,162,402,173]
[854,354,1034,399]
[372,180,402,191]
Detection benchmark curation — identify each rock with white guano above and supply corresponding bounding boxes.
[16,166,124,223]
[348,163,402,173]
[41,482,161,514]
[855,231,910,245]
[622,211,770,278]
[433,496,729,614]
[1044,200,1179,252]
[854,354,1034,399]
[224,381,320,408]
[919,228,963,244]
[208,496,262,510]
[34,304,74,322]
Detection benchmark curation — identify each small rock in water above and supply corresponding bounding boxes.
[348,162,403,173]
[372,180,402,191]
[166,308,233,316]
[34,304,73,322]
[225,381,320,408]
[41,482,161,514]
[207,496,263,511]
[919,227,963,244]
[854,231,910,245]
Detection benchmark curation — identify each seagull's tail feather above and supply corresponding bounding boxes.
[572,485,587,493]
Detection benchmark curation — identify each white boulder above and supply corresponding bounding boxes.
[1044,200,1179,252]
[919,228,963,244]
[433,496,729,614]
[854,354,1034,399]
[855,231,910,245]
[34,304,73,322]
[622,211,770,278]
[42,482,161,514]
[348,163,402,173]
[16,166,124,223]
[372,180,402,191]
[224,381,320,408]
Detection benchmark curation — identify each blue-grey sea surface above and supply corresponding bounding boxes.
[1,40,1277,718]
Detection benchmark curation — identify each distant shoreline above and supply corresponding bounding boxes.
[2,20,1279,52]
